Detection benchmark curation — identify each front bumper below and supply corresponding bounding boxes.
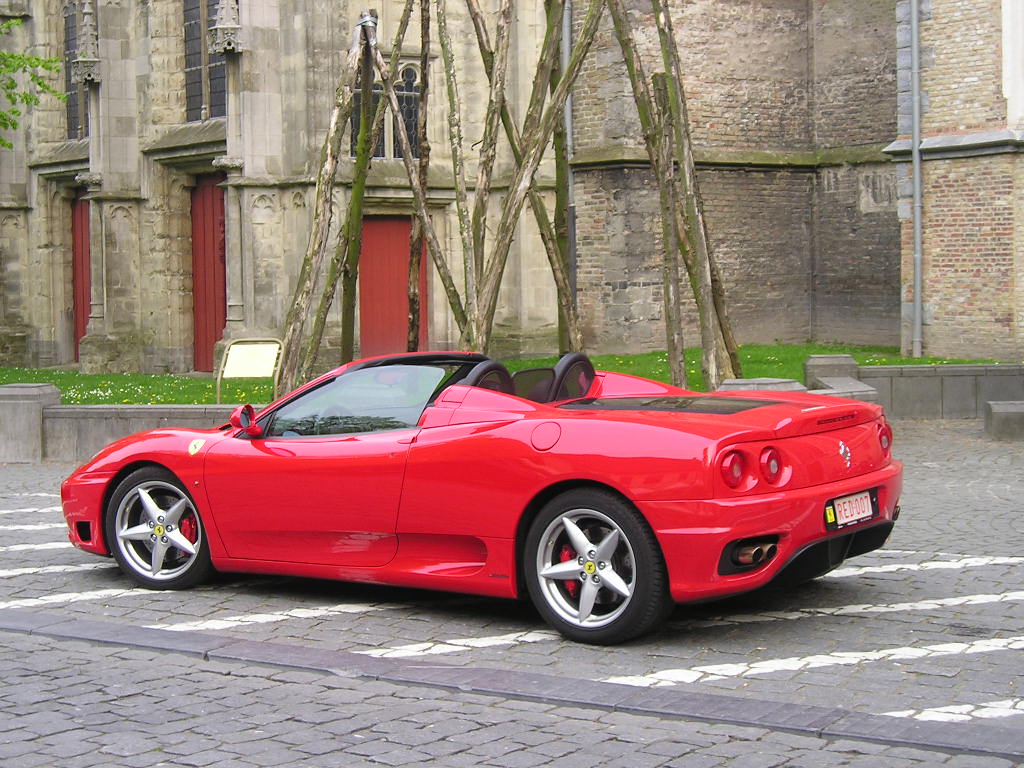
[639,461,903,604]
[60,470,116,555]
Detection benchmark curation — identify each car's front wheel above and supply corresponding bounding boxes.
[104,467,213,589]
[524,489,671,644]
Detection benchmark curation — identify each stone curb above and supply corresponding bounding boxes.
[2,609,1022,761]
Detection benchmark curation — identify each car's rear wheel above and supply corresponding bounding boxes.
[524,489,670,644]
[104,467,213,589]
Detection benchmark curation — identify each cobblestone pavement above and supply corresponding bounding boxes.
[1,419,1023,766]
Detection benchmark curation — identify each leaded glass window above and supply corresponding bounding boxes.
[184,0,226,122]
[63,2,89,139]
[349,65,421,160]
[394,66,420,159]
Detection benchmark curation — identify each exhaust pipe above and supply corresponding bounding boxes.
[734,544,766,566]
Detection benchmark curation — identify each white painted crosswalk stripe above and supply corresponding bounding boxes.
[673,590,1024,628]
[827,555,1024,578]
[0,506,62,516]
[0,588,139,611]
[0,563,111,579]
[0,523,67,532]
[355,630,559,658]
[604,636,1024,687]
[884,697,1024,723]
[148,603,384,632]
[0,541,72,553]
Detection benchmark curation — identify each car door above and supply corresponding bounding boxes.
[202,366,442,567]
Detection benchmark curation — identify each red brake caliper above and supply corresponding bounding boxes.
[179,514,198,544]
[559,545,579,598]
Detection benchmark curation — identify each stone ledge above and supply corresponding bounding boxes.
[984,401,1024,441]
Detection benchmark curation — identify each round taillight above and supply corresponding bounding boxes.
[720,450,746,489]
[760,446,783,484]
[878,423,893,456]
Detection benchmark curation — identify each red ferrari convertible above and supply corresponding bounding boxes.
[61,352,902,644]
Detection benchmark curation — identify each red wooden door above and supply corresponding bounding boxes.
[358,216,428,357]
[71,191,91,362]
[191,173,227,371]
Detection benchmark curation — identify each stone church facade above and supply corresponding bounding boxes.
[4,0,1006,374]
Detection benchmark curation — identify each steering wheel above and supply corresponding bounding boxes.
[317,404,354,435]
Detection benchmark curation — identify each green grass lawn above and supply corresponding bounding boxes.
[0,343,997,404]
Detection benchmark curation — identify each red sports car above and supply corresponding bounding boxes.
[61,352,902,644]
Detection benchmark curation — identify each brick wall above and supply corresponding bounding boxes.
[916,155,1019,359]
[921,0,1007,134]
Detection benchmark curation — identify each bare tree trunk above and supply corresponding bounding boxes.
[651,0,740,383]
[337,32,377,365]
[368,29,469,340]
[407,0,432,352]
[436,0,481,347]
[277,22,366,396]
[606,0,737,389]
[477,0,604,350]
[652,75,688,388]
[299,0,415,376]
[605,0,689,386]
[465,0,583,352]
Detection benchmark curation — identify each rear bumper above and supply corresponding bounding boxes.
[640,461,902,604]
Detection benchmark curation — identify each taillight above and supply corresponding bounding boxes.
[720,450,746,489]
[878,422,893,458]
[759,446,783,484]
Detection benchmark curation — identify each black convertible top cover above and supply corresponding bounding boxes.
[557,396,781,415]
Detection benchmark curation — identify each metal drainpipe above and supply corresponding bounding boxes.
[911,0,924,357]
[562,0,577,300]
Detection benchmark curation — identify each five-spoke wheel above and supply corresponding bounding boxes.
[105,468,213,589]
[525,489,670,644]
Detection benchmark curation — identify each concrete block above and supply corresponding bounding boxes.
[804,355,859,388]
[810,377,879,403]
[978,374,1024,411]
[891,375,942,418]
[0,384,61,462]
[717,378,808,392]
[857,371,893,413]
[940,373,977,418]
[985,402,1024,441]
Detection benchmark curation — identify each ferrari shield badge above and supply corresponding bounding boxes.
[838,440,851,468]
[188,439,206,457]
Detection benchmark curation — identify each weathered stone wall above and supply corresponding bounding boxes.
[573,0,900,355]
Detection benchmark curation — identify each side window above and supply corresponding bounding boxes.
[262,365,448,437]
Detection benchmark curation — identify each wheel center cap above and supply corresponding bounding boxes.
[583,560,597,575]
[153,524,165,537]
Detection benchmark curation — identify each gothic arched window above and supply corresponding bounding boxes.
[394,66,420,159]
[184,0,226,121]
[349,65,421,160]
[63,2,89,139]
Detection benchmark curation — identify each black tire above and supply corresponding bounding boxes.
[104,467,214,590]
[524,488,671,644]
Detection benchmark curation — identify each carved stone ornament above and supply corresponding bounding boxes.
[212,155,244,172]
[74,172,103,190]
[71,0,101,84]
[209,0,242,54]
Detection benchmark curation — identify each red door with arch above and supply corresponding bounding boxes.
[359,216,428,357]
[191,173,227,371]
[71,190,91,362]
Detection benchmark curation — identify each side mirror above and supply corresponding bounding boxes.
[229,404,263,437]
